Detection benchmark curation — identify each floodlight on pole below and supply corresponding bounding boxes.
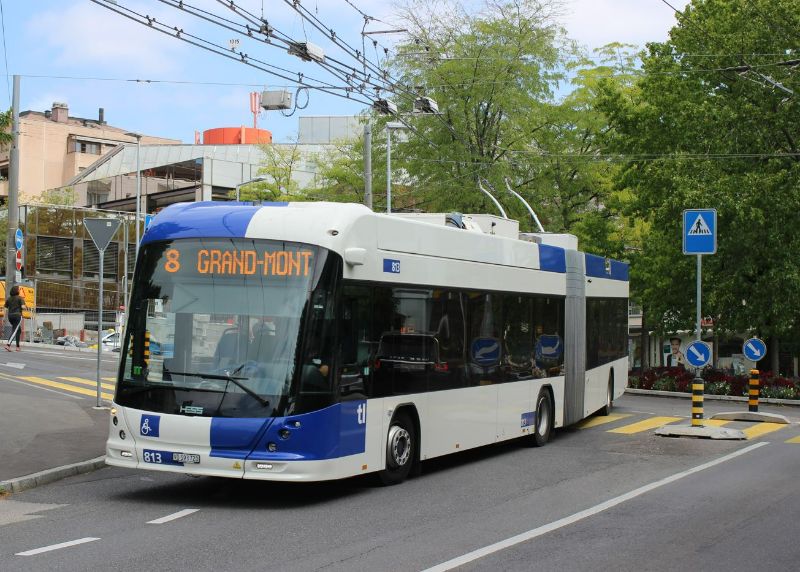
[235,175,270,201]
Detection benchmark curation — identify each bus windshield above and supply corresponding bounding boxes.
[116,237,338,418]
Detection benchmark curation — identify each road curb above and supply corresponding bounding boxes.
[625,388,800,407]
[0,456,106,494]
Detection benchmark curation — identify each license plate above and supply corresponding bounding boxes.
[143,449,200,466]
[398,363,425,371]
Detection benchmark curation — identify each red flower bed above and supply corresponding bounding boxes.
[628,368,798,400]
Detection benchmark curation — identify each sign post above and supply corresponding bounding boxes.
[84,218,122,408]
[682,209,717,427]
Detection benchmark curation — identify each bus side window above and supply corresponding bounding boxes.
[428,290,467,390]
[337,285,372,400]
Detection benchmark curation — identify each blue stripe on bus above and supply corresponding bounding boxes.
[245,402,367,462]
[538,244,566,273]
[141,202,262,245]
[585,253,629,281]
[209,417,272,460]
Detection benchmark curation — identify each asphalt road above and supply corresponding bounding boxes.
[1,393,798,572]
[0,344,120,479]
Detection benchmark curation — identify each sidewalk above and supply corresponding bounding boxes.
[0,342,114,491]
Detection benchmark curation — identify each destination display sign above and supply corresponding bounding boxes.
[157,240,315,279]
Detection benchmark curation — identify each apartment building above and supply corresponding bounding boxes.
[0,102,180,202]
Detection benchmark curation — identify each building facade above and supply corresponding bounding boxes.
[0,102,180,202]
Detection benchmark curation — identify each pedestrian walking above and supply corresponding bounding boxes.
[4,285,27,351]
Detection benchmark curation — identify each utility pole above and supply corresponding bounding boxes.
[363,123,372,209]
[5,75,20,301]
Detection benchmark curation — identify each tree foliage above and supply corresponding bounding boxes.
[598,0,800,345]
[312,0,634,256]
[234,143,306,202]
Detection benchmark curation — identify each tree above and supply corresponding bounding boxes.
[312,0,635,257]
[598,0,800,371]
[233,143,305,202]
[0,108,12,148]
[38,186,77,206]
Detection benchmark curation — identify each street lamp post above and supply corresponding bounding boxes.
[235,175,270,201]
[124,132,143,258]
[385,122,407,214]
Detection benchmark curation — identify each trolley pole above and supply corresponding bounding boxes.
[5,75,20,302]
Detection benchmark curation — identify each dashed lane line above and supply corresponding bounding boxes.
[15,537,100,556]
[575,413,632,429]
[607,416,682,434]
[58,376,116,391]
[147,509,200,524]
[742,422,788,440]
[19,376,113,401]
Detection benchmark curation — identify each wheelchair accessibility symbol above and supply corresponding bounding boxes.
[140,415,160,437]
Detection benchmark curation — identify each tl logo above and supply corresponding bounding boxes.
[357,403,367,425]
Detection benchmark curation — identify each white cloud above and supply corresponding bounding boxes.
[560,0,690,50]
[27,2,188,75]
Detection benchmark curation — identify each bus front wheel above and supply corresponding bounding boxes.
[600,376,614,416]
[378,412,415,485]
[531,390,553,447]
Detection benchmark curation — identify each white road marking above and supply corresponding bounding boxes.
[147,508,200,524]
[15,537,100,556]
[0,375,83,399]
[421,442,769,572]
[1,361,26,369]
[17,348,119,363]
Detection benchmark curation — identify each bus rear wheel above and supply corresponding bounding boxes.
[378,412,415,485]
[531,389,553,447]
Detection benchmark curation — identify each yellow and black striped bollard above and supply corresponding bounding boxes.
[749,369,759,413]
[144,330,151,370]
[691,376,704,427]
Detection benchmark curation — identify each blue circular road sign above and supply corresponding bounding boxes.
[685,340,712,368]
[742,337,767,362]
[14,228,23,250]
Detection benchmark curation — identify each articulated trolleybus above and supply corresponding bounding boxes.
[107,202,628,484]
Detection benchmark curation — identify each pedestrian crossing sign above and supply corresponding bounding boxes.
[683,209,717,254]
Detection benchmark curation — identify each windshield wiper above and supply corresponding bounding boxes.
[164,370,270,407]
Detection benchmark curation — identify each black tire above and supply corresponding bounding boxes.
[532,389,553,447]
[378,412,415,485]
[600,376,614,416]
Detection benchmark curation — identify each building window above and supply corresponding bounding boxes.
[83,240,118,279]
[36,236,73,276]
[73,140,101,155]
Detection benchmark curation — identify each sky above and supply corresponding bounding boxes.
[1,0,689,143]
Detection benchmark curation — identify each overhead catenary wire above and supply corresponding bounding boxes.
[207,0,400,98]
[88,0,375,106]
[0,0,9,106]
[657,0,795,97]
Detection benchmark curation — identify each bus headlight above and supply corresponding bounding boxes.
[267,442,277,452]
